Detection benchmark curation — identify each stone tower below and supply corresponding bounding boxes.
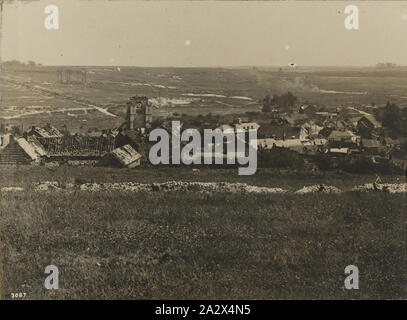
[144,103,152,129]
[126,96,152,130]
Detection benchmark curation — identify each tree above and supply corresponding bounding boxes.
[262,92,298,113]
[275,91,297,109]
[258,148,304,169]
[10,125,22,136]
[262,95,272,112]
[382,102,403,137]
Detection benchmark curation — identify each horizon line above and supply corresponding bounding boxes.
[2,63,406,69]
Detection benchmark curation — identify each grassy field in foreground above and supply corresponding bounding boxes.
[0,190,405,299]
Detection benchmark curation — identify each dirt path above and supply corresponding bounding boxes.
[2,77,117,118]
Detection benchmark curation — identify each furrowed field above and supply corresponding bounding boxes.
[0,182,405,299]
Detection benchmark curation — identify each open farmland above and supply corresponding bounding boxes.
[2,66,407,134]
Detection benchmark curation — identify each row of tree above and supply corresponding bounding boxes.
[2,60,41,68]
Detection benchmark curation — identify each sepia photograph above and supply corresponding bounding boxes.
[0,0,405,305]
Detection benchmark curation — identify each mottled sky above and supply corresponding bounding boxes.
[2,0,407,67]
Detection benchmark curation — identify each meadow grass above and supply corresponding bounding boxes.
[0,190,405,299]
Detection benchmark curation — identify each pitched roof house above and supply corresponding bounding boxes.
[361,138,386,155]
[233,122,260,132]
[257,125,301,140]
[356,114,382,136]
[257,138,321,154]
[99,144,142,168]
[0,136,44,165]
[26,125,63,138]
[359,114,381,129]
[328,130,357,143]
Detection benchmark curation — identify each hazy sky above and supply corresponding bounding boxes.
[1,0,407,67]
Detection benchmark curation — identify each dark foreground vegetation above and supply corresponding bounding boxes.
[0,190,405,299]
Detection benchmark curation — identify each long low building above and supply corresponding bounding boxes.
[35,136,116,159]
[0,134,117,165]
[256,138,327,155]
[257,138,327,149]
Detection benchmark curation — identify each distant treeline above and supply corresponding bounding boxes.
[2,60,42,68]
[376,62,399,68]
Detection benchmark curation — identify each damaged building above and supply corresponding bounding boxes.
[0,135,45,165]
[0,96,153,167]
[99,144,142,168]
[25,124,64,138]
[120,96,152,135]
[35,135,116,164]
[114,95,154,158]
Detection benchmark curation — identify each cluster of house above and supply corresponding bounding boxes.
[0,125,142,168]
[249,105,403,158]
[0,97,405,169]
[0,96,152,167]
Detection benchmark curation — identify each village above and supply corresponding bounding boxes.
[1,0,407,302]
[0,93,406,176]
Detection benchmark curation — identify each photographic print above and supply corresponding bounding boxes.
[0,0,406,302]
